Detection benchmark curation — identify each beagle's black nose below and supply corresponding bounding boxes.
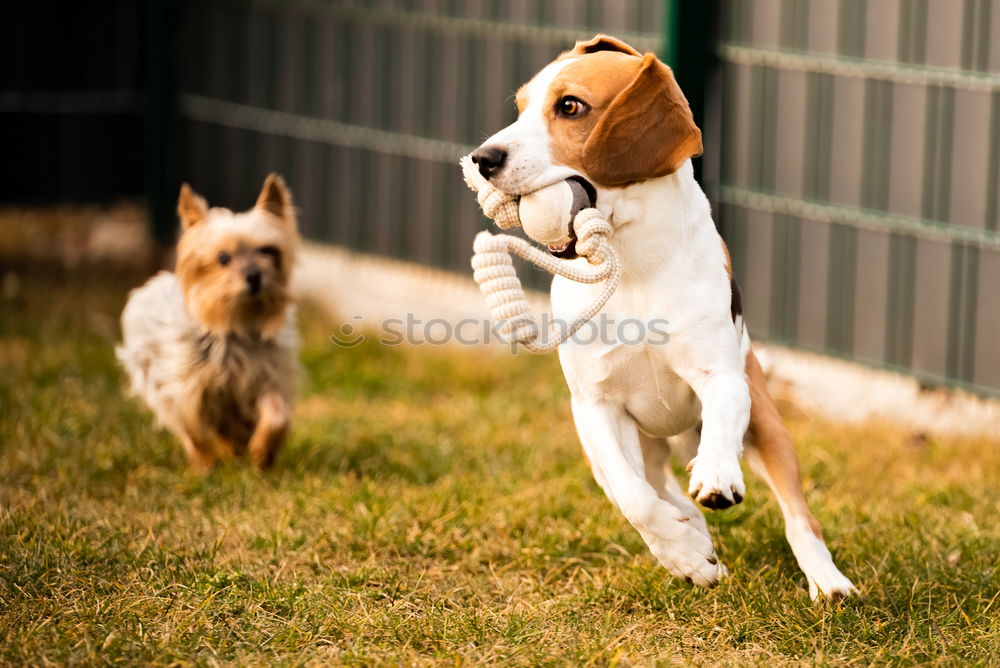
[471,145,507,179]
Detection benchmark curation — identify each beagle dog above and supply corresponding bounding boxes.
[470,35,856,601]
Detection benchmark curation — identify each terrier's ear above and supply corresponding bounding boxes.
[255,173,294,223]
[177,183,209,229]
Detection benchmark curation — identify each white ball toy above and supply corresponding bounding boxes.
[518,178,592,248]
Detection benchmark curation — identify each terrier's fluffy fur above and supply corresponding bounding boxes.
[117,174,299,470]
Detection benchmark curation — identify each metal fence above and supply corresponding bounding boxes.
[706,0,1000,397]
[171,0,1000,397]
[174,0,663,280]
[0,1,147,202]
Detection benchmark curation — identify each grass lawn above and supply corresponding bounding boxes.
[1,265,998,666]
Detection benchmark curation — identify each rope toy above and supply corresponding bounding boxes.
[461,155,621,353]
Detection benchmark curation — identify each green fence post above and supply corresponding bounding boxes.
[661,0,681,70]
[663,0,715,184]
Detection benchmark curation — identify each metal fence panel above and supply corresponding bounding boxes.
[710,0,1000,397]
[174,0,664,288]
[169,0,1000,398]
[0,1,147,203]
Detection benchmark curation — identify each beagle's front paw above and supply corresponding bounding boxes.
[637,503,725,587]
[686,455,745,510]
[649,521,724,588]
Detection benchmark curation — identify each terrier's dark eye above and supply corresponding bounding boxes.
[257,245,282,270]
[556,96,588,117]
[257,245,280,260]
[217,251,231,266]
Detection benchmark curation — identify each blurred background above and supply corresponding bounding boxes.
[2,0,999,398]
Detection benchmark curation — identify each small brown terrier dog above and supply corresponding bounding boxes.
[118,174,299,470]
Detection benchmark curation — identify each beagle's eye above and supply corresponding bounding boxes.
[556,96,588,117]
[217,251,232,266]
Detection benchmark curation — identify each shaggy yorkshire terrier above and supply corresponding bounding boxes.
[118,174,299,470]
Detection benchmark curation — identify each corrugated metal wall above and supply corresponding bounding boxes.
[173,0,1000,398]
[707,0,1000,397]
[175,0,662,283]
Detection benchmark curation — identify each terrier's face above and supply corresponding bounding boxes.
[175,174,299,338]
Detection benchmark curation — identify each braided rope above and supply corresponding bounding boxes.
[462,156,621,353]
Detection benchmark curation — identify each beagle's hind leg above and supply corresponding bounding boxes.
[744,350,857,602]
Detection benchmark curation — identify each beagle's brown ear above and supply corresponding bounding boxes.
[177,183,208,229]
[567,34,641,58]
[582,53,703,186]
[255,172,295,225]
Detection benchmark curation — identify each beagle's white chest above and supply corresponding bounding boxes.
[552,276,702,438]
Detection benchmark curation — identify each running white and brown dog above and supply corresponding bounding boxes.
[118,174,299,471]
[469,35,857,601]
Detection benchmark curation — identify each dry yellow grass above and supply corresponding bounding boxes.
[1,266,998,665]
